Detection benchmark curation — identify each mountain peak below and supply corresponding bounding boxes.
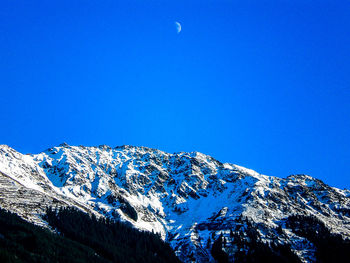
[1,144,350,262]
[58,142,69,147]
[0,144,10,150]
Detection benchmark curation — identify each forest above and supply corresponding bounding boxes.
[2,207,350,263]
[0,207,180,263]
[210,214,350,263]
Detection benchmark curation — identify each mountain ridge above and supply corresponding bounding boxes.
[1,143,350,262]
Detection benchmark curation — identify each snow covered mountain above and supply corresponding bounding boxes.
[1,143,350,262]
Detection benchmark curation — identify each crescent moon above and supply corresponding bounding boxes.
[175,21,181,34]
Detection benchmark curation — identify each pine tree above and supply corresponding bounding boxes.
[206,237,211,249]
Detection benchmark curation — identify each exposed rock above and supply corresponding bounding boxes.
[1,144,350,262]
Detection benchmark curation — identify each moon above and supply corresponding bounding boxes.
[175,21,181,34]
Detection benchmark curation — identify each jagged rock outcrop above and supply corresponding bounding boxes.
[1,143,350,262]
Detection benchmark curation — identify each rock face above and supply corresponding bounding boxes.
[1,144,350,262]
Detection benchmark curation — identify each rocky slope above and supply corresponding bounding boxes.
[1,143,350,262]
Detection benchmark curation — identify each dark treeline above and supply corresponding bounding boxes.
[0,208,103,263]
[286,214,350,262]
[44,207,181,263]
[210,217,300,263]
[2,206,350,263]
[229,228,301,263]
[210,215,350,263]
[0,207,180,263]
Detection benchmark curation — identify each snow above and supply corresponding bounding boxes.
[1,143,350,263]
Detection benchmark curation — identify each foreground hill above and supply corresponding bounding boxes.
[1,143,350,262]
[0,207,180,263]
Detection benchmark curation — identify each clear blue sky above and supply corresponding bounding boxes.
[1,1,349,188]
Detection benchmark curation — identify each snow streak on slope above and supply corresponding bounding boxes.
[1,143,350,262]
[0,145,101,225]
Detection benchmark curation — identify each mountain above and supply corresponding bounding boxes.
[1,143,350,262]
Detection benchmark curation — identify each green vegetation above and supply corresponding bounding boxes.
[0,207,181,263]
[0,208,103,263]
[210,217,301,263]
[211,234,229,263]
[209,215,350,263]
[286,214,350,262]
[3,206,350,263]
[45,207,180,263]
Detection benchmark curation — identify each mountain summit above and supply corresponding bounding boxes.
[1,144,350,262]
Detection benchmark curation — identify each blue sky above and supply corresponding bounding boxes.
[1,1,349,188]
